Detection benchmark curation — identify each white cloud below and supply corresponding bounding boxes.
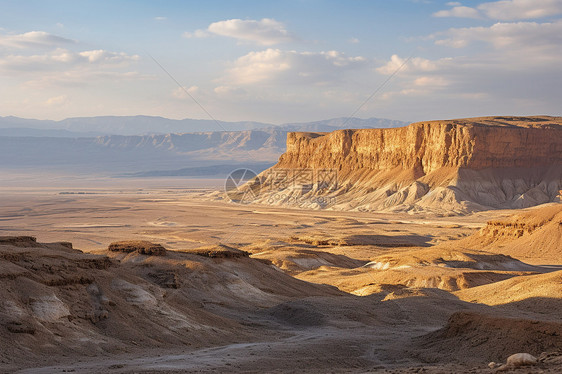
[434,20,562,50]
[183,18,295,45]
[154,16,167,21]
[433,0,562,20]
[479,0,562,20]
[349,37,360,44]
[214,85,247,96]
[78,49,139,64]
[376,54,449,75]
[374,56,454,99]
[0,46,143,94]
[433,6,482,19]
[224,49,289,84]
[0,31,74,49]
[413,76,450,87]
[172,85,199,99]
[221,48,366,85]
[0,29,143,99]
[372,43,562,118]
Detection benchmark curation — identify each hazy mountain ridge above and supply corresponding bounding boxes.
[0,128,105,138]
[0,115,408,136]
[0,116,407,174]
[0,131,283,172]
[0,115,267,136]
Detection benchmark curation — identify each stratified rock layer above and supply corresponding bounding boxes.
[278,116,561,172]
[253,116,562,213]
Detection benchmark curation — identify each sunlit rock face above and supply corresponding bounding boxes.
[253,116,562,213]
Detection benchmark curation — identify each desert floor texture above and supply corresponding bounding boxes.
[0,183,560,373]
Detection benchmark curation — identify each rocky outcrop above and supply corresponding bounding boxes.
[0,236,38,247]
[182,244,250,258]
[108,240,167,256]
[251,116,562,213]
[459,204,562,263]
[416,312,562,363]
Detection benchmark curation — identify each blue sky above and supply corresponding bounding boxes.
[1,0,561,124]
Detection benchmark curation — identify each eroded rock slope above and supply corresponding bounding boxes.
[251,116,562,213]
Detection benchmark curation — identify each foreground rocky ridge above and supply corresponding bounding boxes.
[1,198,561,373]
[0,236,338,369]
[250,116,562,213]
[1,234,561,373]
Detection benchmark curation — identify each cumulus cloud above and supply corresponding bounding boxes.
[382,17,562,105]
[434,20,562,51]
[373,55,454,99]
[373,41,562,116]
[0,31,74,49]
[479,0,562,20]
[434,6,481,19]
[78,49,139,64]
[0,46,142,93]
[376,54,450,75]
[221,48,366,85]
[413,76,450,87]
[172,85,199,99]
[183,18,295,45]
[433,0,562,20]
[0,28,143,98]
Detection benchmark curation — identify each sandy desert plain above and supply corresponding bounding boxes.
[0,117,561,374]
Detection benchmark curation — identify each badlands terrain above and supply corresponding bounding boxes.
[0,116,561,373]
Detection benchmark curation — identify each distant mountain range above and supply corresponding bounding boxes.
[0,115,407,137]
[0,115,408,176]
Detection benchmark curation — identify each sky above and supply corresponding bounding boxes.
[0,0,561,124]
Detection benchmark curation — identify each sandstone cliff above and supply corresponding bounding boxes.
[250,116,562,213]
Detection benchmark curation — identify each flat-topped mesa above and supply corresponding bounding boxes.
[277,116,562,173]
[253,116,562,213]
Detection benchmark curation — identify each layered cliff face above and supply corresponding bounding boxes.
[278,116,561,172]
[470,204,562,263]
[250,116,562,213]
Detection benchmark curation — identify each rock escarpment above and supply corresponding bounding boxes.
[459,204,562,263]
[251,116,562,213]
